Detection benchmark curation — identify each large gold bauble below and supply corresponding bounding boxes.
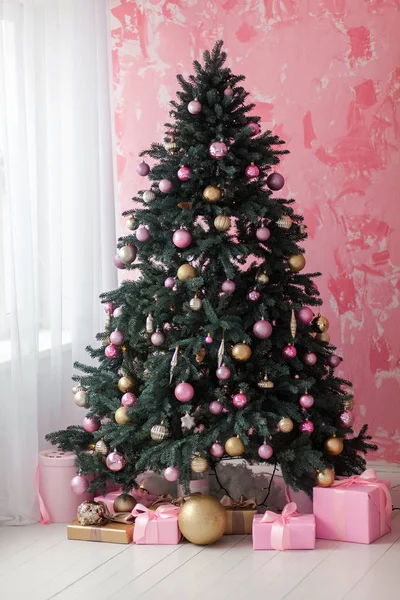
[231,343,252,362]
[95,439,108,456]
[257,272,269,285]
[117,375,136,393]
[324,436,344,456]
[203,185,221,203]
[115,406,131,425]
[316,332,330,343]
[126,215,136,230]
[214,215,231,232]
[312,315,329,333]
[288,253,306,273]
[191,456,209,473]
[74,388,87,407]
[150,424,170,442]
[113,493,137,513]
[225,436,245,457]
[278,417,294,433]
[177,264,196,281]
[317,468,335,487]
[277,215,292,229]
[178,495,227,545]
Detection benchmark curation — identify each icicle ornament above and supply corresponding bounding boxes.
[170,345,179,383]
[217,330,225,368]
[146,313,154,333]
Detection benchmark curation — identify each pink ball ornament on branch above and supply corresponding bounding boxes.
[221,280,236,294]
[245,163,259,179]
[300,420,314,434]
[253,319,273,339]
[303,352,317,366]
[174,382,194,403]
[177,166,192,181]
[136,161,150,176]
[209,141,228,159]
[256,227,270,242]
[113,306,124,318]
[109,330,124,346]
[82,416,100,433]
[328,354,341,368]
[121,392,137,407]
[247,122,261,136]
[299,394,314,409]
[210,442,224,457]
[114,255,126,270]
[105,344,120,359]
[164,466,179,482]
[159,179,173,193]
[258,443,273,460]
[283,344,297,359]
[209,401,223,415]
[216,365,231,380]
[188,99,202,114]
[266,172,285,191]
[232,392,248,409]
[106,450,126,472]
[151,331,165,346]
[297,306,314,325]
[136,226,150,242]
[164,277,175,288]
[339,410,354,427]
[248,289,260,302]
[172,229,192,249]
[70,475,89,495]
[224,86,233,97]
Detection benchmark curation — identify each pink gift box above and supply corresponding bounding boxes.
[132,503,181,545]
[313,469,392,544]
[252,502,316,550]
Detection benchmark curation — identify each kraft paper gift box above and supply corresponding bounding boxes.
[67,520,134,544]
[132,503,181,545]
[252,502,316,550]
[220,495,258,534]
[313,469,392,544]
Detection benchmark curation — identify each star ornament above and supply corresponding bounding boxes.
[181,412,195,430]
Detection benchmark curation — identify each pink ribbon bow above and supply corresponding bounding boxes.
[260,502,299,550]
[35,466,51,524]
[131,503,180,544]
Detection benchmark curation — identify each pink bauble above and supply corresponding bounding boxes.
[224,87,234,97]
[70,475,89,495]
[105,344,120,359]
[339,410,354,427]
[209,141,228,159]
[248,426,256,435]
[188,99,202,114]
[248,290,261,302]
[159,179,173,193]
[306,282,319,296]
[300,420,314,434]
[304,352,317,366]
[299,394,315,409]
[328,354,341,368]
[245,164,259,178]
[136,161,150,176]
[172,229,192,249]
[164,277,175,288]
[205,335,213,344]
[109,330,124,346]
[136,226,150,242]
[104,302,115,314]
[210,442,224,458]
[248,122,261,136]
[113,306,124,318]
[256,227,271,242]
[121,392,137,407]
[266,172,285,191]
[164,466,179,482]
[209,401,223,415]
[283,344,297,359]
[232,392,248,409]
[151,331,165,346]
[297,306,314,325]
[82,416,100,433]
[177,166,192,181]
[221,280,236,294]
[114,254,125,270]
[258,443,273,459]
[253,320,273,339]
[174,382,194,403]
[216,365,231,381]
[106,451,126,472]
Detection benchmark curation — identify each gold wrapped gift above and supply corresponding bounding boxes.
[67,520,134,544]
[220,495,258,534]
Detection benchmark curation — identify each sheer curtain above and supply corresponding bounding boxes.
[0,0,117,524]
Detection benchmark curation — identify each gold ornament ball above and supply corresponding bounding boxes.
[317,468,335,488]
[231,343,252,362]
[126,215,136,230]
[257,272,269,285]
[150,424,170,442]
[316,332,331,343]
[117,375,136,393]
[277,215,292,230]
[203,185,221,203]
[313,315,330,333]
[224,436,245,457]
[74,389,87,408]
[324,436,344,456]
[115,406,131,425]
[191,456,209,473]
[177,264,196,281]
[95,439,108,456]
[87,443,96,451]
[214,215,231,232]
[278,417,294,433]
[178,494,227,545]
[113,493,137,513]
[288,253,306,273]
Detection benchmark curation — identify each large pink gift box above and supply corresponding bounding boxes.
[252,502,316,550]
[132,504,181,545]
[313,469,392,544]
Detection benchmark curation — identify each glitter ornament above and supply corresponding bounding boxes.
[304,352,317,366]
[232,392,248,409]
[232,343,252,361]
[221,280,236,294]
[189,295,202,311]
[299,394,314,409]
[257,272,269,285]
[164,466,179,482]
[258,443,273,459]
[143,190,156,204]
[216,365,231,380]
[282,344,297,359]
[136,161,150,176]
[312,315,330,333]
[109,330,124,346]
[247,289,260,302]
[177,166,192,181]
[151,331,165,346]
[70,475,90,495]
[258,375,274,389]
[159,179,173,193]
[146,313,154,333]
[253,319,272,339]
[164,140,177,153]
[174,382,194,403]
[164,276,175,288]
[188,99,202,114]
[121,392,137,407]
[247,122,261,136]
[203,185,221,203]
[300,420,314,434]
[266,172,285,191]
[105,344,120,359]
[209,141,228,159]
[83,416,100,433]
[209,401,223,415]
[328,354,341,368]
[245,163,259,178]
[172,229,192,248]
[297,306,314,325]
[339,410,354,427]
[210,442,224,458]
[136,226,150,242]
[106,450,126,472]
[256,227,270,242]
[177,264,196,281]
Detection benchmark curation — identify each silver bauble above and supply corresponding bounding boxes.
[143,190,156,204]
[74,388,87,407]
[117,245,137,265]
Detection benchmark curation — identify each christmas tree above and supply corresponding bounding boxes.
[47,41,375,497]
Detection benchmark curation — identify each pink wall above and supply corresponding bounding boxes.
[110,1,400,463]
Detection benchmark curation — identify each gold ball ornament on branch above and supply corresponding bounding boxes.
[316,332,331,343]
[312,314,330,333]
[203,185,221,203]
[113,493,137,513]
[74,387,87,408]
[95,439,109,456]
[287,253,306,273]
[115,406,131,425]
[324,435,344,456]
[178,494,227,546]
[191,456,209,473]
[277,215,292,230]
[117,375,136,393]
[177,264,196,281]
[231,343,252,362]
[278,417,294,433]
[256,272,269,285]
[150,423,170,442]
[316,468,335,487]
[126,215,136,231]
[225,436,245,457]
[214,215,231,232]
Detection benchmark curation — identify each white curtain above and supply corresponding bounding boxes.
[0,0,117,524]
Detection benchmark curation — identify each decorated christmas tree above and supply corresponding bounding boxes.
[47,41,375,497]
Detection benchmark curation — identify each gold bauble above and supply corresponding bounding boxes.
[117,375,136,393]
[88,443,96,451]
[177,264,196,281]
[287,253,306,273]
[195,347,206,363]
[324,436,344,456]
[126,215,136,230]
[178,494,227,545]
[278,417,294,433]
[150,424,170,442]
[317,468,335,487]
[316,332,331,343]
[277,215,292,229]
[232,343,252,362]
[113,493,137,513]
[312,314,330,333]
[189,296,202,311]
[95,439,108,456]
[203,185,221,203]
[343,397,354,411]
[214,215,231,232]
[191,456,209,473]
[257,272,269,285]
[225,436,245,457]
[115,406,131,425]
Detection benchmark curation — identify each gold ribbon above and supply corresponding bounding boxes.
[220,495,257,510]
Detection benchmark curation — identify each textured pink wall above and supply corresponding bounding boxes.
[110,0,400,463]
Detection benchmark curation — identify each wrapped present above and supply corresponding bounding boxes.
[67,520,134,544]
[252,502,315,550]
[313,469,391,544]
[132,503,181,545]
[220,495,258,534]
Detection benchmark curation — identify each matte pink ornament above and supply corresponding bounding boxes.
[174,382,194,403]
[136,161,150,176]
[248,289,260,302]
[209,401,223,415]
[306,282,319,296]
[70,475,90,495]
[159,179,173,193]
[224,87,234,97]
[209,141,228,159]
[136,226,150,242]
[82,416,100,433]
[253,319,273,339]
[304,352,317,366]
[328,354,341,368]
[205,335,213,344]
[164,466,179,482]
[266,172,285,191]
[297,306,314,325]
[104,302,114,314]
[172,229,192,249]
[121,392,137,407]
[113,306,124,317]
[248,122,261,136]
[109,330,124,346]
[106,451,126,472]
[210,442,224,458]
[177,166,192,181]
[114,254,126,270]
[232,392,248,409]
[164,277,175,288]
[216,365,231,381]
[300,420,314,434]
[283,344,297,359]
[188,99,202,114]
[245,164,259,178]
[299,394,315,409]
[339,410,354,427]
[221,280,236,294]
[151,331,165,346]
[258,443,273,459]
[105,344,120,359]
[256,227,271,242]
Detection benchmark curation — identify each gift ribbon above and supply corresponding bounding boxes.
[35,466,51,524]
[220,495,257,510]
[259,502,299,550]
[131,503,180,544]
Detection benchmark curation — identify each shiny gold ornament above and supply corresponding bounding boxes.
[177,202,193,210]
[178,494,227,545]
[316,332,330,343]
[312,314,330,333]
[164,140,177,153]
[288,253,306,273]
[115,406,131,425]
[117,375,136,393]
[225,436,245,457]
[290,308,297,339]
[316,468,335,487]
[195,347,206,363]
[121,345,127,352]
[191,456,209,473]
[74,387,87,408]
[324,435,344,456]
[258,375,274,389]
[203,185,221,203]
[113,493,137,513]
[126,215,136,230]
[257,272,269,285]
[232,343,252,362]
[278,417,294,433]
[214,215,231,232]
[189,295,202,311]
[150,423,170,442]
[277,215,292,229]
[87,443,96,451]
[177,264,196,281]
[343,397,354,411]
[95,439,108,456]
